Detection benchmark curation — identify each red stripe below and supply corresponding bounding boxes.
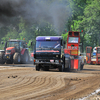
[36,50,59,52]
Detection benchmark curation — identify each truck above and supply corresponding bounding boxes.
[86,46,100,64]
[64,31,84,71]
[33,36,69,71]
[0,39,30,64]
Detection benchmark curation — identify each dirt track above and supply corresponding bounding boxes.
[0,64,100,100]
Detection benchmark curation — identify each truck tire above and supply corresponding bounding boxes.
[36,65,40,71]
[59,56,65,72]
[0,52,5,64]
[59,64,64,72]
[13,53,21,64]
[22,51,29,64]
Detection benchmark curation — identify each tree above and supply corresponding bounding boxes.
[84,0,100,46]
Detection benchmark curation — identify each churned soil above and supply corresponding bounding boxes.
[0,64,100,100]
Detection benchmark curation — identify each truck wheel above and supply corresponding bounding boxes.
[59,64,64,72]
[59,57,65,72]
[22,51,29,64]
[36,65,40,71]
[0,52,5,64]
[13,53,21,64]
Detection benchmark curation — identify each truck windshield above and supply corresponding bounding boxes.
[7,41,19,47]
[68,37,79,43]
[36,41,61,50]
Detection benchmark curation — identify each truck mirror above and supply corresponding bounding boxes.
[61,40,65,46]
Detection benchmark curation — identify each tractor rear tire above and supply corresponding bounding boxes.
[13,53,21,64]
[0,52,5,64]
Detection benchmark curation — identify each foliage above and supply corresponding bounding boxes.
[61,32,68,43]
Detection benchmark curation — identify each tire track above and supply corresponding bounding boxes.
[0,73,51,99]
[0,73,67,100]
[0,65,100,100]
[8,74,67,100]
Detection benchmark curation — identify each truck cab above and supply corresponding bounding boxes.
[34,36,65,71]
[64,31,80,56]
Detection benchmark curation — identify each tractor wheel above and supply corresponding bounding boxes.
[13,53,21,64]
[0,52,5,64]
[22,51,29,64]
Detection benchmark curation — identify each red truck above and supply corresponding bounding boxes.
[86,46,100,64]
[64,31,84,71]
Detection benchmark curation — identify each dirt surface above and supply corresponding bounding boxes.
[0,64,100,100]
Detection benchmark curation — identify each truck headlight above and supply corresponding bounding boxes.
[56,55,58,57]
[36,59,39,62]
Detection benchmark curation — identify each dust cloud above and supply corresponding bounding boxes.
[0,0,72,34]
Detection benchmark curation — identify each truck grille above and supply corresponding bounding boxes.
[36,54,60,59]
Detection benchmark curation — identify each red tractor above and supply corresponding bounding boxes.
[0,39,30,64]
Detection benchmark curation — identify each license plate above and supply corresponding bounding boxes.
[50,60,54,63]
[71,50,78,55]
